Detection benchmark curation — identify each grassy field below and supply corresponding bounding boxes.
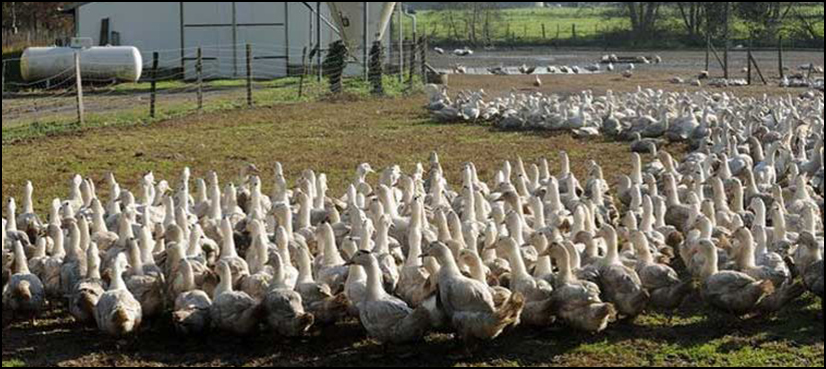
[407,5,824,47]
[1,76,418,144]
[2,72,824,366]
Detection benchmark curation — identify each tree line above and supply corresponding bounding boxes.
[2,2,72,35]
[429,2,823,46]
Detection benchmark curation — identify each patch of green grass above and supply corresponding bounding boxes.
[407,5,823,48]
[1,360,25,368]
[1,75,422,144]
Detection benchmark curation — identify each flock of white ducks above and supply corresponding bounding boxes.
[2,90,824,349]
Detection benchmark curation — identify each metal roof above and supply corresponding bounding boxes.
[59,2,92,13]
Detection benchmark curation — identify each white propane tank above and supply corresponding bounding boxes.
[21,45,143,83]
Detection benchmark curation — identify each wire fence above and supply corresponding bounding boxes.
[1,39,430,143]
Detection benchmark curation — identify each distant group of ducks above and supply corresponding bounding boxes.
[427,85,824,149]
[447,53,652,79]
[3,88,824,351]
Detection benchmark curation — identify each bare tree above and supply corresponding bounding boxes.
[437,2,502,45]
[623,2,664,40]
[675,2,708,39]
[735,2,799,38]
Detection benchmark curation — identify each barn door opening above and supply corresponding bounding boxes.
[181,2,289,80]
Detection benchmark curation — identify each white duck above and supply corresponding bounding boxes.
[630,231,693,312]
[3,241,46,323]
[347,250,433,345]
[171,259,213,335]
[210,261,262,335]
[69,242,106,325]
[544,242,616,333]
[263,253,315,337]
[294,245,350,325]
[95,253,142,336]
[218,218,250,289]
[696,240,803,316]
[125,240,165,319]
[420,242,524,342]
[595,226,650,319]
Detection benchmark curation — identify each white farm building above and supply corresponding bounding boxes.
[61,2,402,79]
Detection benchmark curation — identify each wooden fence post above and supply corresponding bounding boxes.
[75,52,85,125]
[705,33,710,72]
[747,37,752,85]
[778,35,784,79]
[150,52,159,118]
[196,47,203,111]
[369,40,384,95]
[246,43,252,107]
[1,60,6,97]
[750,52,767,85]
[299,46,308,98]
[407,40,415,89]
[420,37,428,83]
[542,24,546,40]
[572,24,577,40]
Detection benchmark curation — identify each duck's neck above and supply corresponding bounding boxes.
[215,267,234,296]
[130,246,145,276]
[322,228,345,266]
[604,230,620,265]
[508,215,525,246]
[297,251,314,285]
[110,263,127,291]
[463,189,477,224]
[118,216,134,241]
[793,177,810,202]
[406,226,423,268]
[466,256,487,283]
[634,236,654,265]
[555,247,575,285]
[380,188,400,219]
[531,197,546,229]
[66,226,81,262]
[641,200,654,233]
[507,242,531,281]
[13,244,31,275]
[281,207,294,237]
[363,258,386,302]
[23,186,34,215]
[296,198,310,230]
[753,227,769,257]
[6,204,17,232]
[631,155,643,184]
[209,187,222,220]
[701,248,719,280]
[666,177,681,206]
[535,254,553,279]
[713,179,729,212]
[737,232,758,270]
[87,258,102,280]
[375,222,391,255]
[560,154,570,178]
[269,255,288,290]
[773,210,787,240]
[437,250,461,277]
[142,225,157,259]
[732,182,745,213]
[222,227,238,259]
